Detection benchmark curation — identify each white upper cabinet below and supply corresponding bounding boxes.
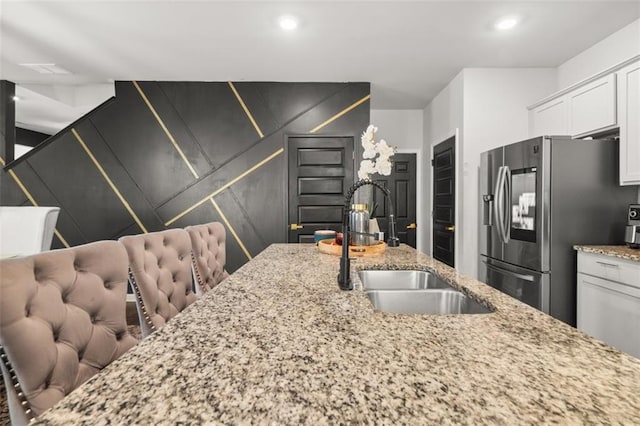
[568,74,617,137]
[528,55,640,186]
[617,59,640,186]
[529,74,618,139]
[529,97,567,136]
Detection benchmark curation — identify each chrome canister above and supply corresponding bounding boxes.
[349,204,370,246]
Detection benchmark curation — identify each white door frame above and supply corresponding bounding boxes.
[429,129,460,268]
[395,148,422,252]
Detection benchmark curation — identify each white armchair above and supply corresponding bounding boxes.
[0,206,61,257]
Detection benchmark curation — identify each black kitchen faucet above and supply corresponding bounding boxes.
[338,180,400,290]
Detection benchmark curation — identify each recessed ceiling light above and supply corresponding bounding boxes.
[495,16,519,31]
[278,15,298,31]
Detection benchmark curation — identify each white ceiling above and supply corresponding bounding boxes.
[1,0,639,133]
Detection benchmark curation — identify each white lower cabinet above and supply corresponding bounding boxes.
[577,251,640,358]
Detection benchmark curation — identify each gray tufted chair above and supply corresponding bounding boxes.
[185,222,230,295]
[0,240,138,425]
[118,229,197,338]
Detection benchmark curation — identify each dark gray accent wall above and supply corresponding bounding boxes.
[1,81,370,272]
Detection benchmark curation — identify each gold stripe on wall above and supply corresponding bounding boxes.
[165,148,284,226]
[132,80,200,179]
[53,230,71,248]
[228,81,264,138]
[0,156,71,248]
[71,128,149,234]
[209,198,252,260]
[309,94,371,133]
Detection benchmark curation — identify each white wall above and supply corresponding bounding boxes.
[461,68,556,278]
[371,109,425,251]
[422,68,556,278]
[422,71,464,258]
[558,18,640,88]
[371,109,424,151]
[424,72,465,145]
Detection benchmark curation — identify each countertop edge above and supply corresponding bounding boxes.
[574,245,640,262]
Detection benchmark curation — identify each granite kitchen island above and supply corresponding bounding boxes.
[36,244,640,424]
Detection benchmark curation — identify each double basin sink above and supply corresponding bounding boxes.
[358,270,492,315]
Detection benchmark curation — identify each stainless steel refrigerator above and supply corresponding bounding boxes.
[479,135,636,326]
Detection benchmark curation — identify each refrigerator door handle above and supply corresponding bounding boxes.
[493,166,506,242]
[482,260,535,282]
[503,166,511,243]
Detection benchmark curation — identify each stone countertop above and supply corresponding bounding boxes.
[36,244,640,425]
[574,245,640,262]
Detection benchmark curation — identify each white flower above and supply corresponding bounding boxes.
[358,160,375,180]
[361,125,377,143]
[375,157,392,176]
[362,142,377,159]
[356,124,395,181]
[375,139,395,158]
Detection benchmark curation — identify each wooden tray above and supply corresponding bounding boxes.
[317,239,386,257]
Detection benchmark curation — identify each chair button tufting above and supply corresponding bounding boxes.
[104,281,111,289]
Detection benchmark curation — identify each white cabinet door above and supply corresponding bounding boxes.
[529,97,567,137]
[618,60,640,185]
[568,74,617,137]
[577,272,640,358]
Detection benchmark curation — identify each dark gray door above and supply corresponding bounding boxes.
[371,153,417,248]
[287,135,354,243]
[432,137,455,267]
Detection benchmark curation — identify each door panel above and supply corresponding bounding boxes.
[372,153,417,248]
[298,149,343,165]
[298,178,344,195]
[432,137,455,266]
[503,137,546,271]
[287,136,354,243]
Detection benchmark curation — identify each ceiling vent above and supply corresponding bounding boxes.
[18,63,71,74]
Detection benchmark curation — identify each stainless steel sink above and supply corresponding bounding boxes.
[366,289,492,315]
[358,269,454,290]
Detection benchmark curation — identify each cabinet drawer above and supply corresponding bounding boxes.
[577,251,640,288]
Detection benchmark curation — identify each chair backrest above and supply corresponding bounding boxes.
[0,206,60,257]
[185,222,229,295]
[118,228,197,337]
[0,240,137,424]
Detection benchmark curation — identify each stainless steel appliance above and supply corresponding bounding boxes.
[479,136,636,326]
[625,204,640,248]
